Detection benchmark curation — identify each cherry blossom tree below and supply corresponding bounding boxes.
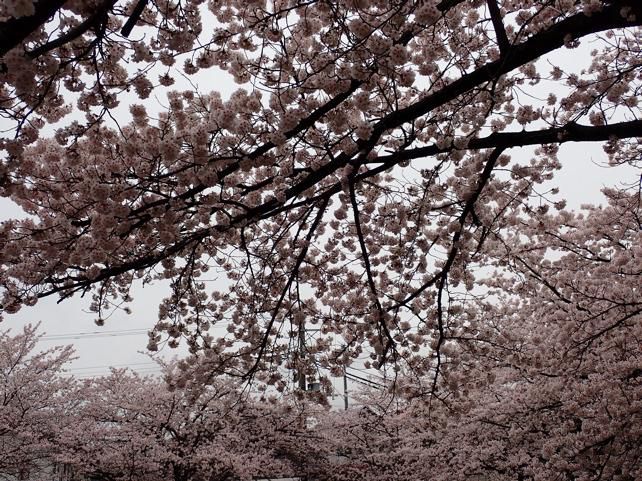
[0,324,328,481]
[313,188,642,481]
[0,324,77,481]
[56,366,328,481]
[1,0,641,393]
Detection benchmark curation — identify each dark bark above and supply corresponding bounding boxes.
[0,0,67,57]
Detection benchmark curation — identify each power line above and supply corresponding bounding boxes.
[40,328,149,341]
[345,365,388,382]
[65,361,158,372]
[64,365,163,379]
[345,371,386,390]
[72,368,163,379]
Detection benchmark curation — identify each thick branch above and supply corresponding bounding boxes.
[372,0,642,140]
[16,2,642,307]
[27,118,642,305]
[372,119,642,165]
[0,0,67,57]
[261,119,642,224]
[120,0,148,37]
[126,2,642,229]
[249,2,642,223]
[125,79,363,221]
[27,1,117,58]
[486,0,510,55]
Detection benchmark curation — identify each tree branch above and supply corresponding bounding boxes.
[0,0,67,57]
[27,1,116,59]
[243,198,329,381]
[486,0,510,56]
[372,0,642,140]
[430,147,505,396]
[348,177,397,363]
[372,119,642,166]
[120,0,148,37]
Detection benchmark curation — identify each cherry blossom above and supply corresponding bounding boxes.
[56,366,329,481]
[0,0,641,396]
[313,191,641,480]
[0,324,77,480]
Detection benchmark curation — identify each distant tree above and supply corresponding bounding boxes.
[57,366,328,481]
[0,324,77,481]
[314,189,642,481]
[1,0,641,392]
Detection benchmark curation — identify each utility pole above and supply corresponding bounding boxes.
[298,318,306,391]
[343,366,349,410]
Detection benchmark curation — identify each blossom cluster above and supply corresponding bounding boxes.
[1,0,641,403]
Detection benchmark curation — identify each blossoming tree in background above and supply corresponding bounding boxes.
[314,191,642,480]
[0,324,329,481]
[0,324,78,481]
[1,0,641,409]
[57,367,328,481]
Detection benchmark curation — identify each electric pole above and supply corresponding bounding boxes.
[298,318,306,391]
[343,366,349,410]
